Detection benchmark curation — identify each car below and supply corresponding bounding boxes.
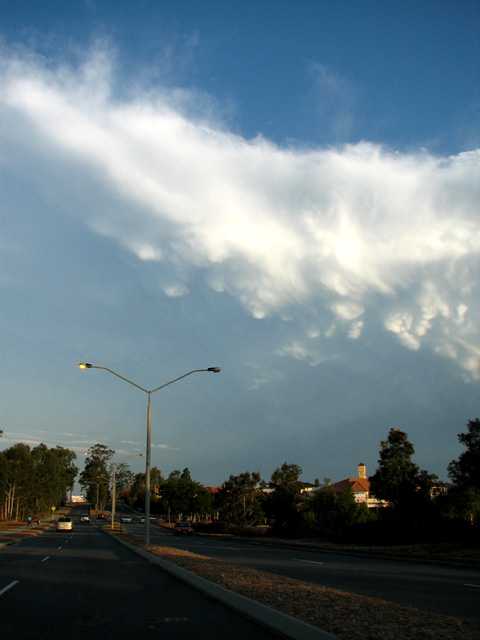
[139,516,145,524]
[96,513,105,520]
[173,521,193,536]
[80,514,90,522]
[56,516,73,531]
[121,515,132,523]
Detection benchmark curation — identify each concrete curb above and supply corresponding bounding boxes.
[106,531,340,640]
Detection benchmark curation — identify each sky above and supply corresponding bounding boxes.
[0,1,479,491]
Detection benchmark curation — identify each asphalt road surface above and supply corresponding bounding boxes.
[0,510,282,639]
[131,519,480,622]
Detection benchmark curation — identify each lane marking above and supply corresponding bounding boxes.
[294,559,323,565]
[41,556,50,562]
[464,583,480,588]
[0,580,19,596]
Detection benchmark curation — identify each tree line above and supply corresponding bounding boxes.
[76,418,480,543]
[0,443,78,521]
[2,419,479,544]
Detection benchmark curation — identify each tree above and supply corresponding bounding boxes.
[0,451,8,520]
[265,462,304,534]
[3,444,33,520]
[369,428,436,513]
[80,444,115,510]
[217,471,265,526]
[112,462,135,493]
[129,472,146,509]
[308,485,372,539]
[31,444,78,513]
[150,466,164,500]
[448,418,480,489]
[52,446,78,499]
[446,419,480,524]
[160,468,208,520]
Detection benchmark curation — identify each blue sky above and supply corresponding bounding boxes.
[1,1,479,489]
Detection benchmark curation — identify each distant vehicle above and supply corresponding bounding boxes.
[139,516,145,524]
[121,515,132,523]
[80,514,90,522]
[173,521,193,536]
[96,514,105,520]
[56,517,73,531]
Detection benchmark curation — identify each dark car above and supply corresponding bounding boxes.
[173,521,193,536]
[96,513,105,520]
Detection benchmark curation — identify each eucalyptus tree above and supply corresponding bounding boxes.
[265,462,304,533]
[31,444,78,514]
[448,418,480,489]
[80,443,114,510]
[161,468,210,520]
[446,418,480,524]
[3,443,33,520]
[369,428,436,519]
[217,471,266,526]
[0,450,8,520]
[112,462,135,493]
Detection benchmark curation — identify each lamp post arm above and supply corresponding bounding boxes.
[150,369,213,394]
[88,366,149,394]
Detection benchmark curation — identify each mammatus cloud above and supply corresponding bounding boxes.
[1,47,479,379]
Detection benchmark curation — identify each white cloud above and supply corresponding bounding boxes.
[152,444,179,451]
[384,312,421,350]
[1,47,479,379]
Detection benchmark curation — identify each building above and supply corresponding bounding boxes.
[314,463,388,509]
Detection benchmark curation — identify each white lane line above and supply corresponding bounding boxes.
[58,546,63,550]
[0,580,19,596]
[464,583,480,588]
[41,556,50,562]
[294,559,323,565]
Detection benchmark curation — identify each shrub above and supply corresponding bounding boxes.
[191,520,230,534]
[229,525,271,537]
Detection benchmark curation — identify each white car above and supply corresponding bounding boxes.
[80,514,90,522]
[121,515,132,523]
[56,516,73,531]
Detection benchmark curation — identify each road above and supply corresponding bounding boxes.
[126,518,480,622]
[0,507,282,639]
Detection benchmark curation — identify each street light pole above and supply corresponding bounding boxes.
[91,479,109,512]
[111,453,144,530]
[79,363,220,545]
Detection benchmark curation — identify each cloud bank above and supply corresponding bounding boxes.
[1,47,479,379]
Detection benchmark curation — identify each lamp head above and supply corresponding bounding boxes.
[208,367,221,373]
[79,363,93,369]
